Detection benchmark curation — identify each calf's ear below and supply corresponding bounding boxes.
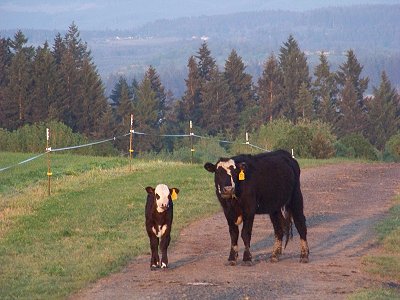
[170,188,179,200]
[145,186,155,194]
[204,162,216,173]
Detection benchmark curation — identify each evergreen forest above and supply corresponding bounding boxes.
[0,24,399,161]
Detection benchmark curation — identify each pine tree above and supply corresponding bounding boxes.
[178,56,202,125]
[335,50,369,135]
[366,71,400,149]
[257,54,284,125]
[57,45,80,130]
[99,104,115,139]
[29,42,58,123]
[279,35,310,122]
[110,76,130,107]
[145,66,167,125]
[295,82,314,120]
[4,30,34,129]
[116,80,134,128]
[312,53,338,124]
[54,23,108,137]
[134,76,159,152]
[224,49,254,130]
[336,49,369,105]
[78,57,108,137]
[0,37,12,128]
[336,78,366,136]
[200,72,237,135]
[52,33,66,65]
[196,42,217,82]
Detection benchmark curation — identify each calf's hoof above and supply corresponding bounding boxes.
[150,264,160,271]
[161,262,168,269]
[226,259,237,266]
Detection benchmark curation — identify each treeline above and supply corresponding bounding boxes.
[0,25,399,159]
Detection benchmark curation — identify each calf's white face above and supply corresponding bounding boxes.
[155,184,171,213]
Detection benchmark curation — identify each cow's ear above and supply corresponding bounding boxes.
[236,162,247,171]
[145,186,155,195]
[236,162,247,181]
[204,162,216,173]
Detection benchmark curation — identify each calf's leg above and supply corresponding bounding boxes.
[160,234,171,268]
[149,234,160,270]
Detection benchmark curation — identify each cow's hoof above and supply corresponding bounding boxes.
[241,260,253,266]
[270,255,279,263]
[300,256,309,263]
[161,262,168,269]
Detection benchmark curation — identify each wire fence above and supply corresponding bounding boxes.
[0,122,270,173]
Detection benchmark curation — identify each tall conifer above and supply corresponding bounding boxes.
[201,72,237,135]
[366,71,399,149]
[179,56,202,124]
[257,54,284,125]
[312,53,338,124]
[279,35,310,122]
[224,49,254,130]
[4,30,34,129]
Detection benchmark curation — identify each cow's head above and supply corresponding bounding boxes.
[145,184,179,213]
[204,159,246,200]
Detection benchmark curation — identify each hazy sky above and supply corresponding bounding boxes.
[1,0,398,30]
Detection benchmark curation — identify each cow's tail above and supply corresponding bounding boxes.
[282,208,293,249]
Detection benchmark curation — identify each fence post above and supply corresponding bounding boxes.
[46,128,52,196]
[190,120,194,164]
[129,114,134,171]
[246,132,251,153]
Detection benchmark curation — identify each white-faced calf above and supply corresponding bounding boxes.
[145,184,179,270]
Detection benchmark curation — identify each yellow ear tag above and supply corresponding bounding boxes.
[239,170,245,181]
[171,189,178,200]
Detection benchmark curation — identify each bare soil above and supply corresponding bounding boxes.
[71,163,400,300]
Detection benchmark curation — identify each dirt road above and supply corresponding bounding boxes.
[72,163,400,299]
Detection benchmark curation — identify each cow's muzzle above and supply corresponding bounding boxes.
[220,186,235,199]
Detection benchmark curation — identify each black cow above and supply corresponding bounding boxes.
[145,184,179,270]
[204,150,309,265]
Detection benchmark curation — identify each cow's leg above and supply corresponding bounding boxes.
[160,233,171,268]
[290,189,309,263]
[149,234,160,270]
[241,215,254,263]
[269,211,284,262]
[227,222,239,265]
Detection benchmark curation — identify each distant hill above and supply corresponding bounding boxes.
[1,4,399,97]
[1,0,398,30]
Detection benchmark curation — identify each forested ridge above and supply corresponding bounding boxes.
[0,23,399,161]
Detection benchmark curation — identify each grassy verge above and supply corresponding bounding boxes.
[351,195,400,299]
[0,155,218,299]
[0,152,367,299]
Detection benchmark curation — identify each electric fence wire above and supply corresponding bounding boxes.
[1,131,269,172]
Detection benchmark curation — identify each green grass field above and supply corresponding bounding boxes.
[0,152,220,298]
[350,195,400,299]
[0,152,397,299]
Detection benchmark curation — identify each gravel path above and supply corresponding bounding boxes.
[71,163,400,300]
